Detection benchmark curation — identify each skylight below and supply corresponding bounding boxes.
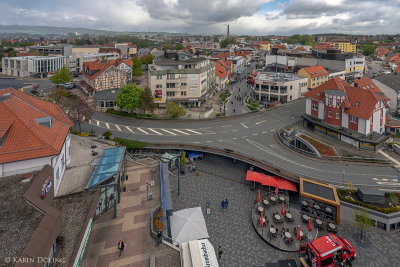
[36,117,53,128]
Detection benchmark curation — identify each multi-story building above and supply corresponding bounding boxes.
[304,77,389,136]
[334,41,356,53]
[253,72,308,103]
[345,56,366,74]
[28,44,73,57]
[297,65,329,89]
[2,56,66,78]
[260,41,271,51]
[80,60,130,96]
[227,56,245,73]
[215,61,229,91]
[148,57,216,107]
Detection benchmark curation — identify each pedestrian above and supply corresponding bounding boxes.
[225,198,229,209]
[233,109,235,113]
[117,240,125,257]
[221,200,225,212]
[207,198,211,208]
[218,246,223,259]
[156,230,163,246]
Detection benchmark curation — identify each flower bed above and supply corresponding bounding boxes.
[299,134,337,156]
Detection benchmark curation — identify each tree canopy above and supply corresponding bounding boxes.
[115,84,143,113]
[132,57,143,77]
[140,87,156,114]
[220,37,237,48]
[49,67,72,85]
[139,54,154,65]
[361,43,376,56]
[285,34,315,46]
[165,102,186,118]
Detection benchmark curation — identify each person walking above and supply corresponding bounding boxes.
[225,198,229,209]
[218,246,223,260]
[221,200,225,212]
[117,240,125,257]
[207,198,211,208]
[156,230,163,246]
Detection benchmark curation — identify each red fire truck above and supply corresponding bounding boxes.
[299,234,356,267]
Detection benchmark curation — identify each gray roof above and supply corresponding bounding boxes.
[0,78,26,89]
[324,89,346,96]
[296,58,345,72]
[374,73,400,91]
[154,56,207,65]
[93,88,120,100]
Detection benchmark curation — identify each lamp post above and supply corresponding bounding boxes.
[342,169,345,185]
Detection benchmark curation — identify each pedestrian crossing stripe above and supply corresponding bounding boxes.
[147,128,162,135]
[137,128,149,134]
[173,129,190,135]
[160,129,176,135]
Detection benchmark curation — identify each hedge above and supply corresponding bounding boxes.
[113,137,149,150]
[337,189,400,214]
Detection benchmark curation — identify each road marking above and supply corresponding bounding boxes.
[218,140,223,142]
[137,127,149,135]
[232,129,239,132]
[271,129,276,131]
[148,128,163,135]
[256,120,266,125]
[125,126,134,133]
[221,124,232,128]
[105,123,110,129]
[232,138,237,140]
[192,141,200,144]
[160,129,177,135]
[96,120,99,126]
[252,133,258,136]
[378,150,400,166]
[206,141,213,143]
[242,136,248,138]
[241,123,248,128]
[185,129,202,134]
[173,129,190,135]
[88,120,91,124]
[115,124,121,131]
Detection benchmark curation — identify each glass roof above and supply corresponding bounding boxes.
[87,147,125,188]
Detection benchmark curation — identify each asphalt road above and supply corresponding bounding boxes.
[80,99,399,188]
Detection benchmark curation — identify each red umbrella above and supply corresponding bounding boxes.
[307,218,312,232]
[260,213,264,228]
[275,183,279,195]
[281,202,285,216]
[257,190,261,203]
[297,225,301,241]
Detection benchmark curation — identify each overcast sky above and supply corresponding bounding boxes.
[0,0,399,35]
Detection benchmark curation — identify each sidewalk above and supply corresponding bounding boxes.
[80,159,180,267]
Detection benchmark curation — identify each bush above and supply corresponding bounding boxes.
[106,108,137,118]
[215,113,225,117]
[89,129,96,136]
[113,137,149,149]
[103,131,113,139]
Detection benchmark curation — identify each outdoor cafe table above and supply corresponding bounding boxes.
[299,230,304,237]
[329,223,336,229]
[258,206,264,213]
[286,213,293,219]
[302,201,308,206]
[314,205,320,210]
[274,214,281,221]
[285,232,292,239]
[263,200,269,206]
[279,196,286,202]
[326,207,332,213]
[302,214,309,221]
[270,196,277,202]
[270,227,276,234]
[316,219,323,225]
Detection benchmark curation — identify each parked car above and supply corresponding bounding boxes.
[64,82,76,89]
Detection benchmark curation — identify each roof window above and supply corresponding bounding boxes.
[355,101,360,106]
[0,93,10,103]
[36,117,53,128]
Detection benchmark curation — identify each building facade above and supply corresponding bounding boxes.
[345,56,366,74]
[253,72,308,103]
[148,57,216,107]
[2,56,66,78]
[297,65,330,89]
[334,41,356,53]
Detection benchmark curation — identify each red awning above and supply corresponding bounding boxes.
[246,170,297,192]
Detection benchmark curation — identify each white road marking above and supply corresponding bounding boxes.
[242,136,248,138]
[206,141,213,143]
[137,127,149,135]
[218,139,223,142]
[271,129,276,131]
[115,124,121,131]
[221,124,232,128]
[185,129,202,134]
[88,120,91,124]
[148,128,163,135]
[378,150,400,166]
[256,120,266,125]
[241,123,248,128]
[232,138,237,140]
[253,133,258,136]
[105,123,110,129]
[160,129,177,135]
[125,126,133,133]
[192,141,200,144]
[173,129,190,135]
[96,120,99,126]
[232,129,239,132]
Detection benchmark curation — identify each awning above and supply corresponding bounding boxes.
[246,170,297,192]
[180,239,219,267]
[186,151,203,159]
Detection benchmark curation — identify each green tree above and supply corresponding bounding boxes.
[49,67,72,85]
[132,57,143,78]
[165,102,186,118]
[180,151,187,166]
[140,87,156,114]
[173,44,184,50]
[139,54,154,65]
[46,87,74,110]
[103,131,113,139]
[6,48,16,57]
[361,43,376,56]
[220,37,237,48]
[116,84,143,113]
[352,205,375,242]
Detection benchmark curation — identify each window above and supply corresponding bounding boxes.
[328,110,332,117]
[337,99,341,106]
[181,82,187,86]
[336,112,340,119]
[320,256,333,266]
[312,103,318,110]
[167,74,175,79]
[350,115,358,123]
[61,155,65,169]
[120,79,124,84]
[156,84,162,89]
[312,83,315,86]
[110,80,114,85]
[166,91,175,97]
[290,85,293,90]
[328,98,332,105]
[99,82,103,86]
[167,83,176,88]
[181,91,186,96]
[156,75,162,80]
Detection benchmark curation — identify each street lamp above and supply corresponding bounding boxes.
[342,169,345,185]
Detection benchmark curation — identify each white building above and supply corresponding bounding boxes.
[0,88,73,196]
[253,72,308,103]
[227,56,245,73]
[2,56,66,78]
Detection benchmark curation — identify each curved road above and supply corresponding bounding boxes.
[80,99,399,188]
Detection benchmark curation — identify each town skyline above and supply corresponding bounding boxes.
[0,0,400,35]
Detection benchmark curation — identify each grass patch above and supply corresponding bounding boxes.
[299,134,337,156]
[70,129,92,137]
[215,113,225,117]
[106,108,161,119]
[113,137,149,150]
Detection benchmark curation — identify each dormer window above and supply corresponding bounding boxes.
[355,101,360,106]
[36,117,53,128]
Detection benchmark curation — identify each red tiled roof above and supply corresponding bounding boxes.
[216,62,229,79]
[388,54,400,62]
[295,46,307,52]
[79,80,95,93]
[354,77,390,102]
[109,59,133,66]
[272,44,287,50]
[0,88,73,164]
[300,65,329,78]
[81,60,113,80]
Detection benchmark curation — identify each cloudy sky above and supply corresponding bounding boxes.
[0,0,399,35]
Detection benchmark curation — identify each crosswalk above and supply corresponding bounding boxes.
[88,119,214,136]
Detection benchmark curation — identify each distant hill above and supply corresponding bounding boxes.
[0,25,123,35]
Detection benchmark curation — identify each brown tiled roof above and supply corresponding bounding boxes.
[354,77,390,102]
[301,65,329,78]
[81,61,113,81]
[79,80,95,93]
[0,89,73,164]
[216,62,228,79]
[109,59,133,66]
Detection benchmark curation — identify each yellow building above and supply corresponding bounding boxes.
[297,65,329,89]
[260,41,271,51]
[334,41,356,53]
